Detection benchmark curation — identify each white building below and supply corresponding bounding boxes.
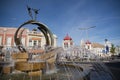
[62,34,74,50]
[28,30,57,49]
[80,40,106,57]
[91,43,105,57]
[115,46,120,55]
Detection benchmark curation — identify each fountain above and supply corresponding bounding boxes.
[0,6,116,80]
[56,46,115,80]
[0,28,116,80]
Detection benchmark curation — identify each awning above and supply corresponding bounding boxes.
[31,37,41,40]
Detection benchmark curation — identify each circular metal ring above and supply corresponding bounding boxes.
[14,20,54,52]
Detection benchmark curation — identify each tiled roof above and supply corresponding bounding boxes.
[85,40,91,44]
[64,34,72,40]
[91,43,105,48]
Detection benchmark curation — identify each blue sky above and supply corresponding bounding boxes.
[0,0,120,46]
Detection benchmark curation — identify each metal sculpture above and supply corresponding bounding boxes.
[14,20,54,52]
[14,6,54,52]
[27,5,40,20]
[18,28,26,52]
[27,5,33,19]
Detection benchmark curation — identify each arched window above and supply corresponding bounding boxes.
[64,42,68,48]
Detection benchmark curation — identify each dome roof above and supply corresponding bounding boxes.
[85,40,91,44]
[64,34,72,40]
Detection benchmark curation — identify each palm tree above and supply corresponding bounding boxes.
[110,44,116,56]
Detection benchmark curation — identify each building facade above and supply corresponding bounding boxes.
[0,27,57,49]
[91,42,105,57]
[28,30,45,48]
[62,34,74,50]
[80,40,106,57]
[0,27,28,48]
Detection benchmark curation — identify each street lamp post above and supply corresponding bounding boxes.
[78,26,96,61]
[78,26,96,40]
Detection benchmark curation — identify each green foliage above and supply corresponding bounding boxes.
[110,44,116,55]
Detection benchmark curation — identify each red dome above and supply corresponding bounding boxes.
[64,34,72,40]
[85,40,91,44]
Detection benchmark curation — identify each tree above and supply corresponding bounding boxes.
[110,44,116,56]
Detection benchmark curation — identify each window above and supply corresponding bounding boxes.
[70,42,73,45]
[33,40,37,46]
[29,39,32,46]
[64,43,68,48]
[6,37,12,46]
[88,46,90,49]
[38,40,41,47]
